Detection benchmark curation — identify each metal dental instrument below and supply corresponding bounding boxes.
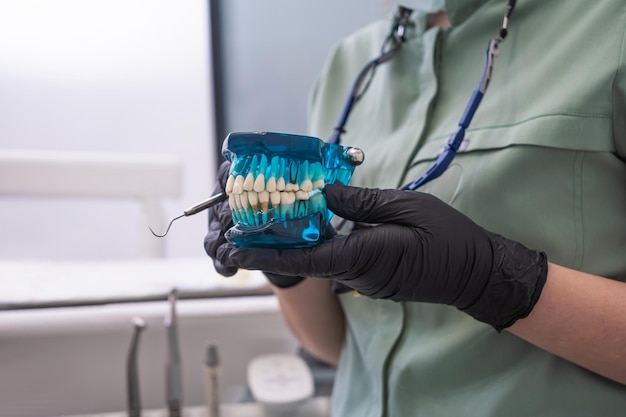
[165,289,183,417]
[127,316,147,417]
[149,192,228,237]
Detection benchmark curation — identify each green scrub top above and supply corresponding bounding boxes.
[308,0,626,416]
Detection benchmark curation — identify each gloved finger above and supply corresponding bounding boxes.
[209,161,233,226]
[211,240,239,277]
[214,262,239,277]
[325,183,441,227]
[206,211,237,276]
[206,195,233,258]
[211,193,234,232]
[225,224,410,281]
[223,235,352,278]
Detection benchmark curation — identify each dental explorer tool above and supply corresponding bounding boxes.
[127,316,147,417]
[149,192,228,237]
[165,289,183,417]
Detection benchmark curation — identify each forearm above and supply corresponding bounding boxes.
[272,278,345,367]
[508,262,626,384]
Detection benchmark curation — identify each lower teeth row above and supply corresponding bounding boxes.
[230,190,325,226]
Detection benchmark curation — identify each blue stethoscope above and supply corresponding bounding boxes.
[328,0,517,191]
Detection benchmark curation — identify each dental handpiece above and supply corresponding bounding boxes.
[165,289,183,417]
[127,317,147,417]
[149,192,228,238]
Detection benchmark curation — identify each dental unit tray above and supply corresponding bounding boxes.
[222,131,364,249]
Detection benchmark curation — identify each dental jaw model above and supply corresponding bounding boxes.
[222,132,363,248]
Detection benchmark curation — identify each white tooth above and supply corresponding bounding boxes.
[311,163,325,189]
[276,176,286,191]
[229,194,239,222]
[300,179,313,192]
[270,191,281,207]
[247,154,259,180]
[266,177,277,192]
[243,172,254,191]
[253,173,265,192]
[280,191,295,219]
[299,161,310,190]
[225,175,235,195]
[295,190,310,200]
[280,191,296,205]
[278,158,286,182]
[259,190,269,212]
[313,179,325,189]
[248,191,258,211]
[235,192,251,224]
[239,191,249,209]
[233,175,244,194]
[285,183,297,192]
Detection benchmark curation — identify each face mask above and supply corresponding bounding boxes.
[396,0,445,13]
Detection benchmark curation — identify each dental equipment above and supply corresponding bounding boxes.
[247,353,314,415]
[165,289,183,417]
[203,343,221,417]
[149,192,228,237]
[127,316,147,417]
[221,131,364,248]
[150,131,364,247]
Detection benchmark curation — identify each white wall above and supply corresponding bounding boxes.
[0,0,215,260]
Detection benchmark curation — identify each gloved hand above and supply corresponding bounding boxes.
[216,183,548,331]
[204,161,305,288]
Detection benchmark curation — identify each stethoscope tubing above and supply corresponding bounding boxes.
[331,1,515,191]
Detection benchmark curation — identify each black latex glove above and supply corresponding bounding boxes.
[216,183,548,331]
[204,161,304,288]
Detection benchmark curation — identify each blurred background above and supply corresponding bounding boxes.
[0,0,386,261]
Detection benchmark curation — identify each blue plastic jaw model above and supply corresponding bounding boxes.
[222,132,364,248]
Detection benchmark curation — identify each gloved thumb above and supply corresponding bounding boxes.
[325,183,431,226]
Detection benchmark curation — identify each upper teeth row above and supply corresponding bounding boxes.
[225,156,325,195]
